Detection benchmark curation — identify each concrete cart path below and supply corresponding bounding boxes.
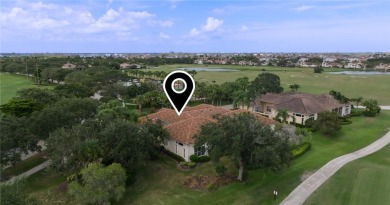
[5,160,51,184]
[280,131,390,205]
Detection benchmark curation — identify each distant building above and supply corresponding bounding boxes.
[61,63,77,70]
[254,92,351,125]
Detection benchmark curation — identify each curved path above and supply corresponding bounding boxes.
[280,131,390,205]
[5,160,51,184]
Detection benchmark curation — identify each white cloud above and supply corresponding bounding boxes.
[127,11,154,19]
[213,8,224,14]
[202,17,223,32]
[0,2,171,42]
[185,17,223,38]
[159,32,170,39]
[147,20,174,27]
[189,28,200,36]
[240,25,248,32]
[295,5,315,12]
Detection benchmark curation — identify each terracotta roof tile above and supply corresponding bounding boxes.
[145,104,275,144]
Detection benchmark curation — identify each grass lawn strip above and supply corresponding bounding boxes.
[1,151,48,181]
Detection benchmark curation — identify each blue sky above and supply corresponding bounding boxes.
[1,0,389,53]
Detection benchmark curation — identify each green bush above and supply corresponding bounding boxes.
[179,161,196,169]
[363,110,377,117]
[198,156,210,163]
[215,165,227,176]
[350,109,364,117]
[189,155,210,163]
[162,147,185,162]
[207,183,218,191]
[189,155,199,162]
[291,142,311,159]
[304,118,315,128]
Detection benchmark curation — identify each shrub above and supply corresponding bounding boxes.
[304,118,315,128]
[363,110,377,117]
[162,147,185,162]
[215,165,227,176]
[291,142,311,159]
[189,155,199,162]
[207,183,218,191]
[198,156,211,163]
[350,109,364,117]
[189,155,210,163]
[313,67,324,73]
[179,161,197,169]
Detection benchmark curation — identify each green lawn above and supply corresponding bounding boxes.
[24,111,390,205]
[149,65,390,105]
[305,144,390,205]
[1,151,48,181]
[0,72,54,105]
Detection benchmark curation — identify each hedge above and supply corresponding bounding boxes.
[350,109,364,117]
[363,110,377,117]
[189,155,211,163]
[162,147,185,162]
[291,142,311,159]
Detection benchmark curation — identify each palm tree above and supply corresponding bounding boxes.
[289,84,301,92]
[233,90,249,109]
[135,95,146,111]
[275,109,289,123]
[355,97,363,108]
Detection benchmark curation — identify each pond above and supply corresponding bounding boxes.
[178,67,238,72]
[328,71,390,75]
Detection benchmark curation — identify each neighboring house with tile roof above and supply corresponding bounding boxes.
[142,104,275,161]
[61,63,77,70]
[254,92,351,125]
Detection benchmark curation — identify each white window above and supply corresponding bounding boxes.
[266,106,272,112]
[194,145,206,156]
[309,114,315,119]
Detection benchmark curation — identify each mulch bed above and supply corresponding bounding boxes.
[180,174,237,191]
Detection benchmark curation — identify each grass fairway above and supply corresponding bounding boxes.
[22,111,390,205]
[150,65,390,105]
[305,144,390,205]
[0,72,36,104]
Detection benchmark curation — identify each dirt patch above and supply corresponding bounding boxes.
[300,170,316,182]
[180,174,237,191]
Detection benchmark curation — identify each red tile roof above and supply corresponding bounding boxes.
[144,104,275,144]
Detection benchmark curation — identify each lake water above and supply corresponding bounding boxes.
[178,67,238,72]
[329,71,390,75]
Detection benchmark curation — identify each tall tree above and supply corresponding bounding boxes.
[250,73,283,97]
[1,115,40,166]
[312,111,341,136]
[68,163,126,205]
[195,113,291,181]
[0,178,30,205]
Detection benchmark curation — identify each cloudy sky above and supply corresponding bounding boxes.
[1,0,389,53]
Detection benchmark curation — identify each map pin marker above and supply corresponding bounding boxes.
[163,71,195,116]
